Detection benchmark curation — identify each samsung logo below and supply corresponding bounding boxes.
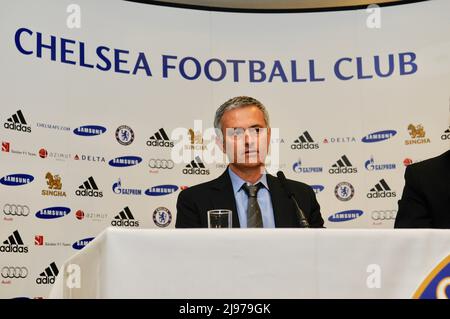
[73,125,106,136]
[328,210,364,222]
[72,237,95,250]
[109,156,142,167]
[310,185,325,194]
[145,185,178,196]
[361,130,396,143]
[35,207,71,219]
[0,174,34,186]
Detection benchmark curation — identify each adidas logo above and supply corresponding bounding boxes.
[329,155,357,174]
[367,179,396,199]
[146,128,174,147]
[441,127,450,140]
[111,206,139,227]
[36,262,58,285]
[75,176,103,197]
[291,131,319,150]
[3,110,31,133]
[0,230,28,253]
[183,156,210,175]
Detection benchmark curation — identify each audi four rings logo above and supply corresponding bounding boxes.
[148,159,174,169]
[1,266,28,278]
[372,210,397,220]
[3,204,30,216]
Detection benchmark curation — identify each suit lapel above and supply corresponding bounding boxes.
[210,170,241,228]
[267,174,295,227]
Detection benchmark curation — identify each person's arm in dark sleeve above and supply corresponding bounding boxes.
[395,165,432,228]
[307,187,325,228]
[175,188,202,228]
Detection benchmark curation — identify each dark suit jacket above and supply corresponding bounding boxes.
[175,169,324,228]
[395,149,450,228]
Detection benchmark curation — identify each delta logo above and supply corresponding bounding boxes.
[441,126,450,140]
[146,128,174,147]
[310,185,325,194]
[111,206,139,227]
[75,177,103,198]
[108,156,142,167]
[145,185,178,196]
[0,230,28,253]
[0,174,34,186]
[405,124,431,145]
[328,155,357,174]
[364,156,396,171]
[72,237,95,250]
[73,125,106,136]
[290,131,319,150]
[42,172,66,197]
[74,154,105,163]
[414,255,450,299]
[35,207,71,219]
[361,130,396,143]
[3,110,31,133]
[328,210,364,222]
[292,159,323,174]
[183,156,210,175]
[367,179,396,199]
[35,262,58,285]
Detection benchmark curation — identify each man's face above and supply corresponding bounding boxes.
[218,105,271,168]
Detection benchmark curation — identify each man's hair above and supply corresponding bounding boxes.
[214,96,270,132]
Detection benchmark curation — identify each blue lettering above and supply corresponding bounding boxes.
[162,55,177,78]
[291,60,307,82]
[334,57,353,80]
[132,52,152,76]
[79,42,94,68]
[96,46,111,71]
[399,52,417,75]
[226,59,245,82]
[374,54,394,77]
[60,38,76,65]
[268,60,288,82]
[309,59,325,82]
[114,49,130,74]
[205,58,226,81]
[15,27,33,55]
[179,56,201,80]
[36,32,56,61]
[356,57,373,79]
[249,60,266,82]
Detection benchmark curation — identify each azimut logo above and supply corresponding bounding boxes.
[111,206,139,227]
[405,124,431,145]
[73,125,106,136]
[441,126,450,140]
[0,230,28,253]
[3,110,31,133]
[291,131,319,150]
[75,177,103,197]
[42,172,66,197]
[328,210,364,222]
[145,185,178,196]
[328,155,357,174]
[367,179,396,199]
[112,178,141,195]
[35,262,58,285]
[147,128,174,147]
[108,156,142,167]
[361,130,396,143]
[0,174,34,186]
[414,255,450,299]
[35,207,71,219]
[365,156,396,171]
[183,156,209,175]
[72,237,94,250]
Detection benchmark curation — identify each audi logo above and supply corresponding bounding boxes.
[3,204,30,216]
[148,159,174,169]
[371,210,397,220]
[1,266,28,278]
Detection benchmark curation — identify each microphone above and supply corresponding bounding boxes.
[276,171,310,228]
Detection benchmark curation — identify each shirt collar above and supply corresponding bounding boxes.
[228,166,269,195]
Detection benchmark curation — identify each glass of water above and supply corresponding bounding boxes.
[207,209,232,228]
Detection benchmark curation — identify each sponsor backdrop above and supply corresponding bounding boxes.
[0,0,449,298]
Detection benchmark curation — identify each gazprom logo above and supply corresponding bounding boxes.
[109,156,142,167]
[414,255,450,299]
[361,130,397,143]
[310,185,325,194]
[328,210,364,222]
[35,207,71,219]
[72,237,95,250]
[145,185,179,196]
[0,174,34,186]
[73,125,106,136]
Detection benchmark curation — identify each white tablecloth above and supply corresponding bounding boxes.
[49,228,450,298]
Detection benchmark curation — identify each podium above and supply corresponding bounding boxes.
[49,228,450,299]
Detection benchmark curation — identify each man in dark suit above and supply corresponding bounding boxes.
[395,149,450,228]
[175,96,324,228]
